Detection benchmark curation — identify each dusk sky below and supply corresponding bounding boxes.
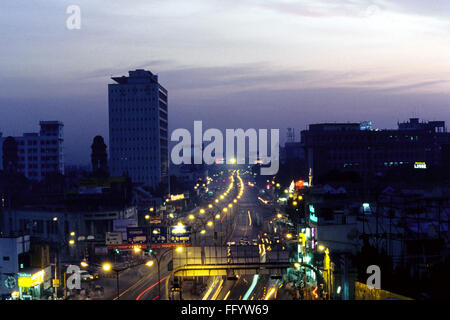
[1,0,449,165]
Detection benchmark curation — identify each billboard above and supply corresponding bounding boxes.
[150,226,168,244]
[169,225,191,244]
[127,227,147,244]
[106,232,123,245]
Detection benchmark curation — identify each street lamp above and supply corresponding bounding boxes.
[102,262,112,272]
[102,259,154,300]
[148,249,174,299]
[317,245,331,300]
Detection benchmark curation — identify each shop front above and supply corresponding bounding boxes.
[17,269,46,300]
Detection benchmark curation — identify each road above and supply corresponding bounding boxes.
[80,169,289,300]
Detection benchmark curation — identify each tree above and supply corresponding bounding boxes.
[91,136,109,178]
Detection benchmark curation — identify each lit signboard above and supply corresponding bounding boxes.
[295,180,305,188]
[150,226,168,244]
[169,225,191,244]
[309,204,318,223]
[288,181,295,193]
[126,227,147,244]
[170,194,185,201]
[18,270,45,288]
[414,162,427,169]
[18,276,32,288]
[171,225,188,235]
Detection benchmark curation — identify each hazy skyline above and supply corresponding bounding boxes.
[1,0,449,165]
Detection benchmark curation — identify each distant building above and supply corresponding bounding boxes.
[108,69,169,192]
[301,118,450,182]
[0,121,64,180]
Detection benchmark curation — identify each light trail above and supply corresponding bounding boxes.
[223,290,231,300]
[211,277,224,300]
[248,210,252,226]
[202,276,218,300]
[242,275,259,300]
[135,275,168,300]
[264,288,276,300]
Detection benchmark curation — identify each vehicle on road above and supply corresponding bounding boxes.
[80,270,95,281]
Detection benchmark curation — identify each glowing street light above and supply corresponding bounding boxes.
[80,261,89,268]
[175,246,183,253]
[146,260,154,267]
[70,232,75,236]
[286,233,293,239]
[133,247,142,253]
[102,263,112,272]
[208,204,213,209]
[145,215,150,220]
[68,239,75,246]
[215,214,221,220]
[207,221,213,227]
[199,208,205,214]
[200,229,206,235]
[149,207,154,212]
[188,214,195,220]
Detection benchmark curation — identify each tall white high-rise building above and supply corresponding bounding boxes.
[0,121,64,180]
[108,69,169,191]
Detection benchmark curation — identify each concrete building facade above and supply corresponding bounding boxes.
[108,69,168,191]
